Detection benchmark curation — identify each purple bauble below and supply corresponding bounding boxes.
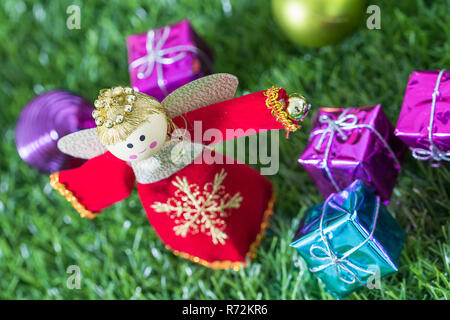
[15,90,96,173]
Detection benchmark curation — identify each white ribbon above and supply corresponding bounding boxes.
[411,69,450,164]
[309,194,380,284]
[311,110,401,192]
[129,26,213,95]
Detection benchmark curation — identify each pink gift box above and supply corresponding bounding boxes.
[298,105,406,203]
[395,70,450,164]
[127,20,214,101]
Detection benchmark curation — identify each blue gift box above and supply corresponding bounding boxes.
[290,180,405,298]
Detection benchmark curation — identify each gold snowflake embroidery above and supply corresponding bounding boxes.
[151,169,243,245]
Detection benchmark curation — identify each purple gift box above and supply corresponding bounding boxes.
[395,70,450,164]
[127,19,214,101]
[298,105,406,203]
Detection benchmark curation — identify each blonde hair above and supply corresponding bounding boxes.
[93,87,176,145]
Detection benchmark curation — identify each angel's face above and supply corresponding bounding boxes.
[106,113,168,162]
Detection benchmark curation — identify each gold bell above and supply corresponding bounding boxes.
[287,94,310,121]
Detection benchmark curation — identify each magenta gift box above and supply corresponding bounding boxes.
[298,105,406,203]
[395,70,450,161]
[127,19,214,101]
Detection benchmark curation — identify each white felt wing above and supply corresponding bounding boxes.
[57,128,107,160]
[162,73,239,118]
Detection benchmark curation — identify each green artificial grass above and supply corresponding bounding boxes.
[0,0,449,300]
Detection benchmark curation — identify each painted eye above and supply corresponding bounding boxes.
[140,135,145,141]
[127,143,133,148]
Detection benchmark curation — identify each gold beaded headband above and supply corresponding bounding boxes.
[92,86,137,128]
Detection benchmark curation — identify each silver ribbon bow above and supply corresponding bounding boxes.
[309,194,380,284]
[129,26,212,95]
[313,113,358,149]
[411,69,450,164]
[412,144,450,162]
[311,110,401,192]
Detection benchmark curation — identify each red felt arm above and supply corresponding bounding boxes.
[171,89,289,145]
[50,152,135,219]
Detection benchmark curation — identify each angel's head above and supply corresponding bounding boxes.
[92,86,175,162]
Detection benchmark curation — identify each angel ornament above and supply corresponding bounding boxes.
[51,74,310,269]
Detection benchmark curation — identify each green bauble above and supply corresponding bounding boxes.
[272,0,365,47]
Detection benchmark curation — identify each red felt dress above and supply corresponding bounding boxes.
[51,89,294,269]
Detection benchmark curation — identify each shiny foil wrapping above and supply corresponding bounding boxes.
[127,19,214,102]
[298,105,406,203]
[291,180,405,299]
[395,70,450,154]
[15,90,96,173]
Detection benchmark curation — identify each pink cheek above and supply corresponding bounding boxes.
[150,141,157,149]
[129,155,137,160]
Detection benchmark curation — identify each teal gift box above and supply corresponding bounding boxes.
[290,180,405,298]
